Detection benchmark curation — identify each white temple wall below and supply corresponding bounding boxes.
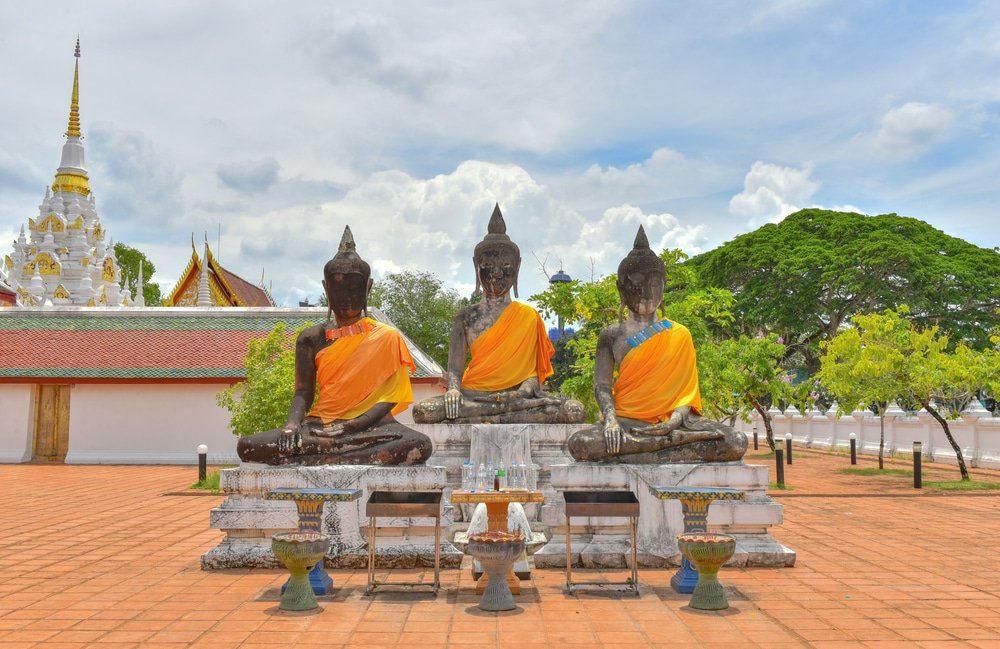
[0,384,34,462]
[65,383,240,465]
[0,380,444,465]
[739,407,1000,469]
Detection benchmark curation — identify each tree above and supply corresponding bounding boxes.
[113,242,162,306]
[699,333,803,451]
[687,209,1000,373]
[817,308,910,469]
[899,324,987,481]
[368,270,468,368]
[217,323,308,437]
[818,306,988,479]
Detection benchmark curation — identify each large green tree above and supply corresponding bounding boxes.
[687,209,1000,372]
[368,270,468,368]
[113,242,162,306]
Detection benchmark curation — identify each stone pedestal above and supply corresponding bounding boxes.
[201,463,462,570]
[533,462,795,569]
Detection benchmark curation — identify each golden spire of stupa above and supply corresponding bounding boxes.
[65,37,81,138]
[53,37,90,196]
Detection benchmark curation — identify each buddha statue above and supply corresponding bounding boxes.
[566,226,747,463]
[412,204,584,424]
[236,227,433,466]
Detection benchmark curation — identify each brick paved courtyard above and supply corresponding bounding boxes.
[0,449,998,648]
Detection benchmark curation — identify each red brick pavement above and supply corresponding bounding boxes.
[0,452,997,648]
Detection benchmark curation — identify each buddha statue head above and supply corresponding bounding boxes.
[323,225,373,323]
[473,203,521,299]
[617,225,665,319]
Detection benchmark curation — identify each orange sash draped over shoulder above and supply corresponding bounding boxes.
[307,319,415,424]
[461,301,554,392]
[613,321,702,423]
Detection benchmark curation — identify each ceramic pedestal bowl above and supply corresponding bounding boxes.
[466,531,525,611]
[677,532,736,610]
[271,531,331,611]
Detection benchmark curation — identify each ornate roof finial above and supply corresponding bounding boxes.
[633,225,650,250]
[338,225,356,253]
[197,234,212,307]
[65,38,82,138]
[135,259,145,308]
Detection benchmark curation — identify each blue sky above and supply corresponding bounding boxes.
[1,1,998,305]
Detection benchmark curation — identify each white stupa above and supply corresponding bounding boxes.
[2,39,129,307]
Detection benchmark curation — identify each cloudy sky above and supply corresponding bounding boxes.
[1,1,998,305]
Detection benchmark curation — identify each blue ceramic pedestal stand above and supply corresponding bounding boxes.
[266,488,362,595]
[649,486,745,594]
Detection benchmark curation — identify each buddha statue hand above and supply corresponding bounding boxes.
[603,413,624,456]
[444,388,463,419]
[630,406,688,436]
[277,423,304,457]
[312,422,346,438]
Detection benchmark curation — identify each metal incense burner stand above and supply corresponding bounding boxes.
[365,491,443,595]
[562,490,640,595]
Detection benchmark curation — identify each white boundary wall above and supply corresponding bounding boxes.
[0,384,35,463]
[737,404,1000,469]
[0,382,442,465]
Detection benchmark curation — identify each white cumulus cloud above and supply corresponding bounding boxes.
[728,161,820,226]
[873,102,954,160]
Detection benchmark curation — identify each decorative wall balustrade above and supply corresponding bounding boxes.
[736,401,1000,470]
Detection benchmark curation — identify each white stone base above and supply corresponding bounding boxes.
[533,462,795,569]
[201,463,462,570]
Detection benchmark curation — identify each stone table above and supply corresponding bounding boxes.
[266,488,362,595]
[450,489,544,595]
[649,486,745,593]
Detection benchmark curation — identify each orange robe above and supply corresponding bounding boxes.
[461,301,555,391]
[307,319,415,424]
[613,321,702,423]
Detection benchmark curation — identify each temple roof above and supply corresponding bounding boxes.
[166,240,274,307]
[0,307,442,382]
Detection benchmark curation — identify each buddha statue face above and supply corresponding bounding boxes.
[324,271,371,323]
[618,268,665,317]
[475,245,520,299]
[617,225,665,319]
[323,225,372,324]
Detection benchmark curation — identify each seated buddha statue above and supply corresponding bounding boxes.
[237,227,432,466]
[566,226,746,463]
[412,204,584,424]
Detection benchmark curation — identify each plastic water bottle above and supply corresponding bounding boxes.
[476,462,488,491]
[512,462,525,489]
[461,461,472,490]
